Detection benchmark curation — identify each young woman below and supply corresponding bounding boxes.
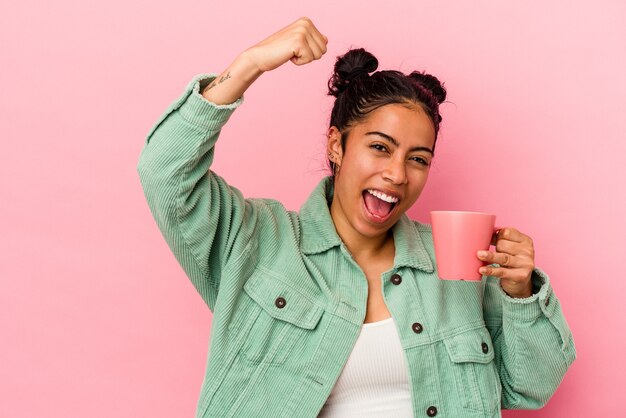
[138,17,575,418]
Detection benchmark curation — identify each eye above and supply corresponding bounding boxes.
[370,143,388,153]
[410,156,430,166]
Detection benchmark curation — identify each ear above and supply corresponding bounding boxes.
[327,126,343,164]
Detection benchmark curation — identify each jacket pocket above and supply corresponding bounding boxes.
[240,267,324,365]
[444,328,500,414]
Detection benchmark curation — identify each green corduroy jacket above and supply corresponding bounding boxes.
[137,74,576,418]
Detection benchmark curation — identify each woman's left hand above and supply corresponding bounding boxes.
[477,227,535,298]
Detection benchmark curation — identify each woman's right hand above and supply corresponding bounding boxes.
[202,17,327,105]
[243,17,328,72]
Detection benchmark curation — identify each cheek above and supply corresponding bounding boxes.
[409,166,428,179]
[341,155,373,185]
[407,171,430,196]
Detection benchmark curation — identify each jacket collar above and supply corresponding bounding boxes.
[298,177,434,273]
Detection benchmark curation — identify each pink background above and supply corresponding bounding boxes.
[2,1,624,416]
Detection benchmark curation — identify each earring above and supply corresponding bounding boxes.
[330,160,341,176]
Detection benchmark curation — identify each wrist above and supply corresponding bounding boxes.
[504,289,533,299]
[234,50,265,82]
[501,279,533,299]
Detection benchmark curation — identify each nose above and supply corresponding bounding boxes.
[382,156,407,185]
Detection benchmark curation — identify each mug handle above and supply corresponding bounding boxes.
[490,225,503,247]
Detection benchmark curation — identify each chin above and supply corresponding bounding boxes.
[354,217,397,239]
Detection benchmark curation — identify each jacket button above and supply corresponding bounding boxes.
[390,274,402,285]
[481,342,489,354]
[427,406,438,416]
[412,322,423,334]
[275,297,287,309]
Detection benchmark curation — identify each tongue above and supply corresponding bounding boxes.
[364,191,393,218]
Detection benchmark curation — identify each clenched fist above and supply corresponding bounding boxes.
[201,17,328,105]
[243,17,329,72]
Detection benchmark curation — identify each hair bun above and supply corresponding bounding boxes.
[328,48,379,97]
[409,71,447,104]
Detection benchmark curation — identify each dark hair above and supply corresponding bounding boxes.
[327,48,446,174]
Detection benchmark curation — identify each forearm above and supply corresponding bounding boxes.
[201,52,264,105]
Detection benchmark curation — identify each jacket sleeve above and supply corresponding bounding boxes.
[483,268,576,409]
[137,74,255,310]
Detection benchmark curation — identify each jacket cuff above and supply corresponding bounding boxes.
[499,267,557,322]
[177,74,244,130]
[145,74,244,143]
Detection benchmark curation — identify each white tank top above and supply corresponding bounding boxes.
[317,317,413,417]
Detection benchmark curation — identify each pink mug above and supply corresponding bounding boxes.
[430,211,498,281]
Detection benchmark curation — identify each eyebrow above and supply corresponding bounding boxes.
[365,131,434,154]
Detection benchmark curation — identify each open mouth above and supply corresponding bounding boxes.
[362,189,399,221]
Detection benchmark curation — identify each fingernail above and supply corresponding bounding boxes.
[479,267,487,274]
[477,251,488,258]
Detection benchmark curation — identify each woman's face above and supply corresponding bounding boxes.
[328,102,436,242]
